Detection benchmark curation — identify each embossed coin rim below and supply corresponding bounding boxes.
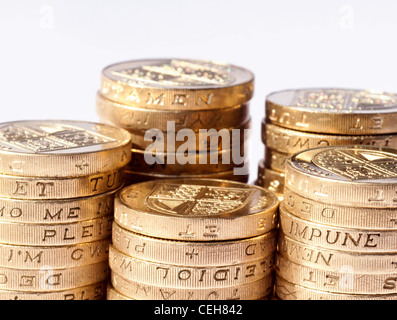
[112,222,277,266]
[275,276,397,300]
[0,281,107,300]
[276,255,397,294]
[110,271,274,300]
[279,205,397,252]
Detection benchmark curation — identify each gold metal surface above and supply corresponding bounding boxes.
[100,59,254,110]
[285,146,397,207]
[112,222,276,266]
[0,281,107,300]
[264,122,397,155]
[0,120,131,177]
[266,88,397,135]
[114,179,279,241]
[109,245,274,288]
[110,271,274,300]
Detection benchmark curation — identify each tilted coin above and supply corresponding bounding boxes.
[263,122,397,155]
[112,222,276,266]
[284,187,397,229]
[110,271,274,300]
[127,148,247,175]
[0,239,109,269]
[125,170,250,184]
[276,255,397,295]
[0,215,113,246]
[100,59,254,110]
[109,245,274,288]
[257,162,284,201]
[0,261,109,292]
[285,146,397,207]
[115,179,279,241]
[0,120,131,177]
[0,169,124,200]
[0,281,107,300]
[0,188,118,224]
[266,88,397,135]
[280,205,396,253]
[278,232,397,273]
[97,92,250,131]
[275,277,397,300]
[126,118,250,153]
[264,148,288,173]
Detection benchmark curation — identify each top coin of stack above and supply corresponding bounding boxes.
[96,59,254,183]
[107,179,279,300]
[0,120,131,300]
[275,145,397,300]
[258,88,397,199]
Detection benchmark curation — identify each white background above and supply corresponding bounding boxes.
[1,0,397,180]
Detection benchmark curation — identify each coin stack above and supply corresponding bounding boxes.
[96,59,253,184]
[258,88,397,200]
[106,179,279,300]
[275,145,397,300]
[0,120,131,300]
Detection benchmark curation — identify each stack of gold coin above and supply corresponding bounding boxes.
[257,88,397,200]
[0,120,131,300]
[96,59,253,184]
[107,179,279,300]
[275,145,397,300]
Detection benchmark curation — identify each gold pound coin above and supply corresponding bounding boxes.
[284,187,397,229]
[0,261,109,292]
[266,88,397,135]
[0,120,131,177]
[0,169,124,200]
[263,122,397,155]
[278,232,397,273]
[112,222,277,266]
[125,170,250,184]
[97,92,250,131]
[0,215,113,246]
[0,188,118,224]
[127,148,247,175]
[110,271,274,300]
[100,59,254,110]
[275,277,397,300]
[276,255,397,295]
[0,239,109,269]
[115,179,279,241]
[280,205,397,253]
[285,146,397,207]
[109,245,274,289]
[0,281,107,300]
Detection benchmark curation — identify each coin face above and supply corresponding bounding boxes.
[291,146,397,183]
[103,59,253,90]
[267,88,397,114]
[119,179,277,218]
[0,120,131,177]
[0,120,130,155]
